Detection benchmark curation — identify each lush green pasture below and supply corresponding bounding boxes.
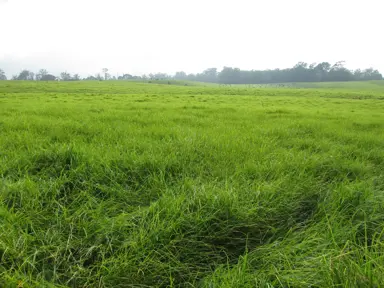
[236,80,384,93]
[1,81,384,287]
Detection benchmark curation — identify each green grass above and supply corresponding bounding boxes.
[235,80,384,92]
[1,80,384,287]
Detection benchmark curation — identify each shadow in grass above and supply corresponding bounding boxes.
[27,147,83,178]
[104,186,321,287]
[4,146,83,180]
[312,160,366,183]
[54,158,185,209]
[3,148,184,213]
[0,158,189,286]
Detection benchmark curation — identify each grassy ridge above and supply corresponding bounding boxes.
[0,81,384,287]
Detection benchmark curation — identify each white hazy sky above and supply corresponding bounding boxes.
[0,0,383,77]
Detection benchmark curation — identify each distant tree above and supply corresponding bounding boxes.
[174,71,187,80]
[41,74,57,81]
[327,61,354,81]
[36,69,48,80]
[314,62,331,81]
[153,73,169,80]
[361,68,383,80]
[95,73,103,81]
[0,69,7,80]
[118,74,133,80]
[28,72,35,81]
[16,70,33,80]
[84,76,97,81]
[187,73,196,81]
[102,68,108,81]
[218,67,242,84]
[354,69,364,80]
[290,62,307,82]
[60,72,72,81]
[73,74,80,81]
[201,68,218,82]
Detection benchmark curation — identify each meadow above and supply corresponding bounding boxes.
[0,80,384,287]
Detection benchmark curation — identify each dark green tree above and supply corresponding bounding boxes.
[36,69,48,80]
[16,70,33,80]
[60,72,72,81]
[41,74,57,81]
[0,69,7,80]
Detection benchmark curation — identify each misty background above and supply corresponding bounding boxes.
[1,0,383,79]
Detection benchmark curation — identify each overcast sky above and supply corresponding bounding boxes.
[0,0,383,77]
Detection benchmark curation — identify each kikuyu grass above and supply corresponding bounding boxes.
[0,80,384,287]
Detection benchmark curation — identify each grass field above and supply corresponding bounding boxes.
[1,80,384,287]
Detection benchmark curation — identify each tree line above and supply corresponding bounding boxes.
[174,62,383,84]
[0,61,382,83]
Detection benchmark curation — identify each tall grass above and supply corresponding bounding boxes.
[0,81,384,287]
